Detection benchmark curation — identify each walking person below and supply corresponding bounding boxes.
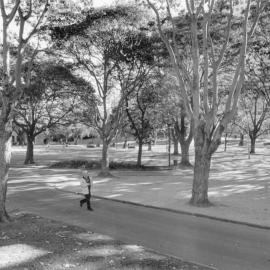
[80,166,93,211]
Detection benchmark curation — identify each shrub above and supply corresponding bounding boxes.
[109,161,139,170]
[49,159,145,170]
[50,160,101,169]
[86,144,96,148]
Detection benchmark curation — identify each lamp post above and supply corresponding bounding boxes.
[168,123,171,167]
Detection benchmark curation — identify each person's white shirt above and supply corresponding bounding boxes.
[80,169,92,193]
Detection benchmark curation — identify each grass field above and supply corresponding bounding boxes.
[9,141,270,227]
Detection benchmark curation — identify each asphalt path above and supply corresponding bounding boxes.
[7,187,270,270]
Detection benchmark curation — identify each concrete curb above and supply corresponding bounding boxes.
[56,187,270,231]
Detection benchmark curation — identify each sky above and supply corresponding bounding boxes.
[92,0,118,8]
[92,0,135,8]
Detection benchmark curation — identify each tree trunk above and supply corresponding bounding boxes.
[190,122,213,206]
[24,135,35,164]
[239,133,244,146]
[250,136,256,154]
[190,117,224,206]
[153,130,157,145]
[137,140,143,167]
[147,141,152,151]
[101,140,110,175]
[224,133,228,152]
[176,111,193,166]
[178,124,193,167]
[173,136,179,155]
[190,147,211,206]
[180,141,191,166]
[0,125,12,222]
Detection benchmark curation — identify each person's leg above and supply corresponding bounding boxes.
[85,194,93,211]
[80,197,87,207]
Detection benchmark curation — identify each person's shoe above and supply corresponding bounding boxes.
[87,207,93,211]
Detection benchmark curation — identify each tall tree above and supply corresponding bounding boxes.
[147,0,266,205]
[115,30,165,166]
[53,6,162,175]
[68,10,134,176]
[0,0,49,222]
[235,91,270,154]
[159,73,194,166]
[14,62,84,164]
[125,72,161,166]
[233,17,270,154]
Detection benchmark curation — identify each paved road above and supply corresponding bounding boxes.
[7,187,270,270]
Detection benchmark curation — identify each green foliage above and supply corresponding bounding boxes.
[50,5,141,41]
[125,71,162,144]
[50,4,168,156]
[15,61,90,138]
[111,31,168,67]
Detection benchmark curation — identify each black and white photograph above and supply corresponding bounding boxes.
[0,0,270,269]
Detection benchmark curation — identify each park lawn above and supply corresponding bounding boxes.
[9,142,270,227]
[0,212,212,270]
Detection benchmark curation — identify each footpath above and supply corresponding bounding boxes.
[8,162,270,229]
